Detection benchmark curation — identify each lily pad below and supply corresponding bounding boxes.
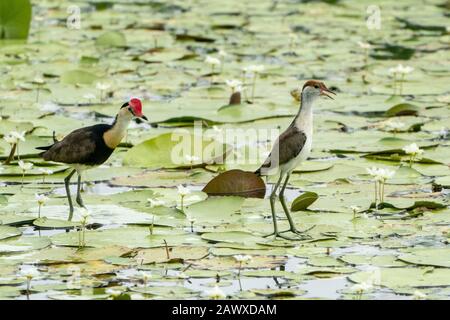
[202,170,266,198]
[291,192,318,211]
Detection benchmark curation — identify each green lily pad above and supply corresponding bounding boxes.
[123,132,229,169]
[291,192,318,211]
[0,225,21,240]
[95,31,126,48]
[33,217,81,229]
[385,103,420,117]
[398,248,450,268]
[0,0,31,39]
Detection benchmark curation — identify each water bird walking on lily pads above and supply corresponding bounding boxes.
[37,98,148,220]
[255,80,335,240]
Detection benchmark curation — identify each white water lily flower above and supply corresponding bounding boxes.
[33,76,45,84]
[106,288,122,297]
[38,168,54,175]
[438,127,448,139]
[20,266,40,279]
[188,217,197,224]
[96,82,111,91]
[147,198,166,208]
[39,102,60,112]
[205,285,226,300]
[185,195,202,203]
[389,64,414,75]
[18,160,33,171]
[177,272,189,279]
[386,120,405,130]
[233,255,253,263]
[35,194,48,206]
[358,41,371,49]
[204,56,221,66]
[177,185,191,196]
[351,281,373,292]
[78,208,90,224]
[141,272,152,282]
[4,131,26,144]
[413,290,427,300]
[185,154,200,163]
[402,143,423,155]
[225,79,243,90]
[3,134,17,145]
[366,167,381,177]
[10,131,26,142]
[217,49,227,58]
[366,167,395,182]
[83,93,96,100]
[245,65,265,73]
[377,168,395,181]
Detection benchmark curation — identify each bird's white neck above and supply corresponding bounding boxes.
[293,93,315,135]
[103,112,132,149]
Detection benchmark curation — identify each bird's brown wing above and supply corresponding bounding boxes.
[41,128,97,164]
[256,126,307,174]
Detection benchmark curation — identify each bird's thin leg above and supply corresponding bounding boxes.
[76,173,86,208]
[279,174,314,238]
[263,174,283,238]
[64,169,76,221]
[263,174,299,241]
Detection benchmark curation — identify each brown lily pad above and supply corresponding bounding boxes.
[202,169,266,198]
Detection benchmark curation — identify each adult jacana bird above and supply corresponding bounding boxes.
[37,98,147,220]
[255,80,335,240]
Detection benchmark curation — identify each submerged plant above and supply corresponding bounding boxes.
[402,143,423,168]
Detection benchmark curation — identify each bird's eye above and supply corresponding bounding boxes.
[314,85,319,89]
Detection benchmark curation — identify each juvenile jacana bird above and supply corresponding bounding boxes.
[255,80,335,240]
[37,98,147,220]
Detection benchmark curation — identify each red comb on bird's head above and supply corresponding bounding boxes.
[129,98,143,117]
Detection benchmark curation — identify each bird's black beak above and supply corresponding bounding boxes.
[320,88,336,100]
